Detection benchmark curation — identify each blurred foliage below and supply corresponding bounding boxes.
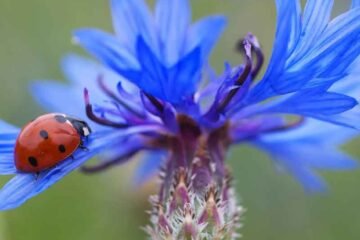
[0,0,359,240]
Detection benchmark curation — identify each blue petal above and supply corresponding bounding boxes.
[155,0,190,65]
[281,9,360,91]
[97,136,144,163]
[288,166,328,193]
[230,116,286,142]
[133,151,166,186]
[286,0,302,54]
[162,104,179,133]
[297,8,360,71]
[264,0,299,81]
[351,0,360,8]
[245,1,299,104]
[265,118,358,145]
[30,81,88,122]
[31,80,114,131]
[325,38,360,77]
[253,139,354,193]
[135,37,167,99]
[110,0,158,54]
[167,47,201,103]
[186,16,227,64]
[270,91,358,116]
[0,131,18,175]
[254,140,328,193]
[260,137,358,170]
[62,53,138,104]
[0,174,37,210]
[135,37,201,103]
[301,75,345,90]
[300,148,358,170]
[0,155,15,175]
[73,29,140,74]
[288,0,333,65]
[251,116,360,192]
[330,75,360,96]
[246,2,360,105]
[307,108,360,130]
[239,75,360,130]
[31,54,137,131]
[61,53,122,91]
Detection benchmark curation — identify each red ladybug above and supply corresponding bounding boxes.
[14,113,91,173]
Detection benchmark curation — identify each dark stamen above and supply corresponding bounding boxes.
[236,33,264,79]
[144,92,164,113]
[217,40,252,113]
[84,88,129,128]
[97,75,145,118]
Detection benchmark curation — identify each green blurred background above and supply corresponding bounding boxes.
[0,0,360,239]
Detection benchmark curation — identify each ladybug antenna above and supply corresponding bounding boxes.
[83,88,130,128]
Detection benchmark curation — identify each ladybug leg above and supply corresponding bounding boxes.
[67,116,92,138]
[34,172,40,181]
[82,135,90,145]
[79,140,89,152]
[80,145,89,152]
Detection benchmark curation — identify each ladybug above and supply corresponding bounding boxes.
[14,113,91,173]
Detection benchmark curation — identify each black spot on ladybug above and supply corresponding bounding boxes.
[39,130,49,139]
[58,144,66,153]
[28,157,38,167]
[54,115,67,123]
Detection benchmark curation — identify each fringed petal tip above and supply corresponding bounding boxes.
[253,126,360,193]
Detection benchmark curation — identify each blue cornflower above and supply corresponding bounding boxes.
[0,0,359,214]
[0,0,226,210]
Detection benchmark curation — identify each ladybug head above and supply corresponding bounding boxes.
[65,116,92,138]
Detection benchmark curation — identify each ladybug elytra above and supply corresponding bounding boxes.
[14,113,91,173]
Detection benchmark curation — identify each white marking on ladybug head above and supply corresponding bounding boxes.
[83,127,90,137]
